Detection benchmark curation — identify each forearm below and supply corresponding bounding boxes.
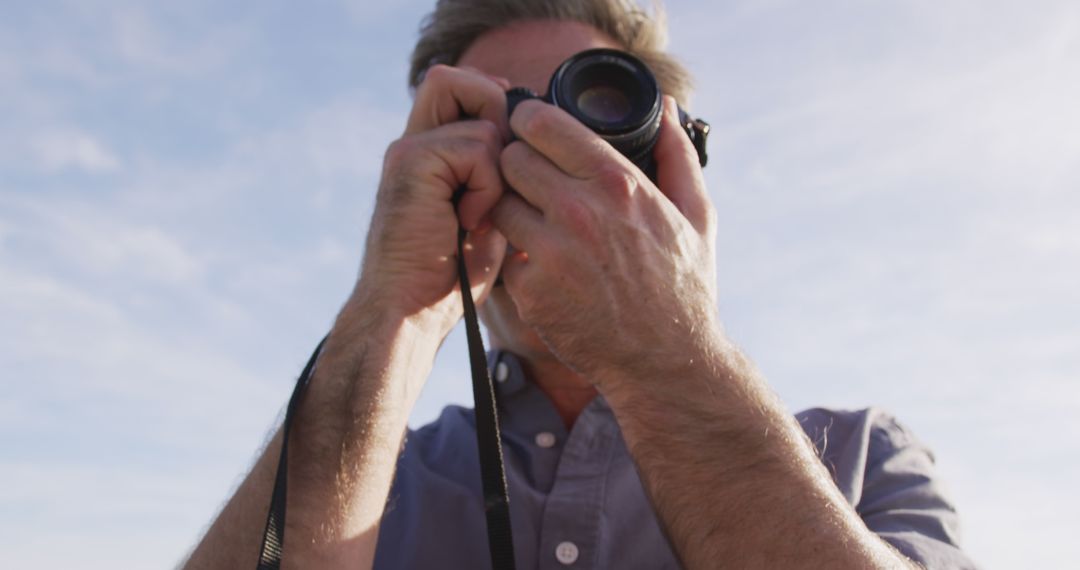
[183,293,442,570]
[601,332,918,569]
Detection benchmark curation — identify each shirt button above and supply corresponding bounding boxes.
[555,541,579,565]
[534,431,556,448]
[494,361,510,383]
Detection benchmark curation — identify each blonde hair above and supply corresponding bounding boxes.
[409,0,693,106]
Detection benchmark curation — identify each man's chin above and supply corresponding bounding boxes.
[480,289,550,358]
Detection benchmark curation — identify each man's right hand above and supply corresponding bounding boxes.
[353,64,511,340]
[182,65,512,570]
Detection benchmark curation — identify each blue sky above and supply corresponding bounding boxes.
[2,0,1077,567]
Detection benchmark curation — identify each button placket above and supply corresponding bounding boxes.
[536,406,617,569]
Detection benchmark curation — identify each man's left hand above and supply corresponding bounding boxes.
[491,95,720,390]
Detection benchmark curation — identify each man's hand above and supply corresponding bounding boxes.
[356,64,511,341]
[183,65,514,570]
[491,95,719,389]
[490,96,922,569]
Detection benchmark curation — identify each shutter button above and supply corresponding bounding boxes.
[555,541,579,565]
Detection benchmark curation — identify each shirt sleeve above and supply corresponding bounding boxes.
[855,411,979,569]
[797,407,979,569]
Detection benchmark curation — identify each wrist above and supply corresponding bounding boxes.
[321,289,446,416]
[595,319,730,401]
[349,273,463,340]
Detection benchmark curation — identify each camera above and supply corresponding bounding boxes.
[505,48,709,180]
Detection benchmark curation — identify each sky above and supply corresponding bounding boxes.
[1,0,1077,568]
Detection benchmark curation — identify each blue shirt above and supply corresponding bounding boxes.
[373,350,977,569]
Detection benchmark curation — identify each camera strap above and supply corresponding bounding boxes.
[256,219,516,569]
[455,224,518,570]
[256,333,327,570]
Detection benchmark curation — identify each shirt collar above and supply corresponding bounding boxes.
[488,348,529,397]
[487,349,611,412]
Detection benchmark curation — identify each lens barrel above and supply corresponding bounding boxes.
[548,48,663,172]
[504,49,707,178]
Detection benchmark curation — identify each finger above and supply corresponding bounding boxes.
[489,192,545,253]
[458,66,512,91]
[509,100,621,179]
[407,64,510,140]
[499,140,574,215]
[654,95,713,234]
[444,120,505,231]
[396,121,504,230]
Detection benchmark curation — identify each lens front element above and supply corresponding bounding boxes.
[576,86,633,123]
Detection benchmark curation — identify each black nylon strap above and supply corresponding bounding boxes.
[255,223,516,569]
[456,224,517,570]
[257,334,328,570]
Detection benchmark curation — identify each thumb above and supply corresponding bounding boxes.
[653,95,712,234]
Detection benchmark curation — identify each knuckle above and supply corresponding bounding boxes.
[472,119,502,149]
[558,198,600,243]
[594,164,638,204]
[383,137,415,171]
[457,136,491,164]
[519,105,555,139]
[499,140,527,169]
[420,63,454,88]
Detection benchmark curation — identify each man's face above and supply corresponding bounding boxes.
[457,20,621,360]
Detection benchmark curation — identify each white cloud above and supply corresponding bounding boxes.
[315,235,351,266]
[3,0,1079,567]
[97,4,254,77]
[680,4,1080,565]
[28,128,122,174]
[231,93,401,183]
[0,196,204,285]
[0,251,287,567]
[0,460,254,569]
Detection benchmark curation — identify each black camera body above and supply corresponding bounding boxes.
[505,48,709,181]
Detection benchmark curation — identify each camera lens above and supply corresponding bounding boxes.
[548,48,662,170]
[576,86,632,123]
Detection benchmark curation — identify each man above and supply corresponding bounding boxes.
[185,1,977,568]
